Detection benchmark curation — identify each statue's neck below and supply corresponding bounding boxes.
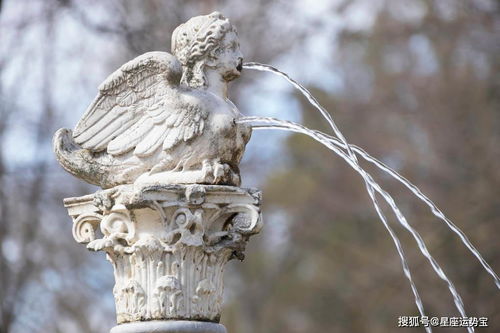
[204,68,228,99]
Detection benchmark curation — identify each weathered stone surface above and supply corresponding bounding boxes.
[64,184,262,324]
[53,12,250,189]
[56,13,262,332]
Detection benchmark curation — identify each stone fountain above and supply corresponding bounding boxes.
[53,12,261,333]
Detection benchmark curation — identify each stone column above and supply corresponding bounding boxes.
[64,184,262,333]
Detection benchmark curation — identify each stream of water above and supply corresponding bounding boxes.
[241,62,500,332]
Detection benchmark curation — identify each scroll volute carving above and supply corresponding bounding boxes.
[86,204,137,252]
[72,213,103,243]
[205,204,262,256]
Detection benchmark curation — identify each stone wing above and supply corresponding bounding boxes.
[107,99,207,158]
[73,51,206,157]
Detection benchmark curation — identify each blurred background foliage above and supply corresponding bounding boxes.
[0,0,499,332]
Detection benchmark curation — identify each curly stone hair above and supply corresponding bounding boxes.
[172,12,234,88]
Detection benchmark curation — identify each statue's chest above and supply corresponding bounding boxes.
[209,108,236,133]
[203,97,236,130]
[209,96,239,117]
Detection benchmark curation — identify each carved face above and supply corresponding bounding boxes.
[171,12,243,88]
[213,30,243,82]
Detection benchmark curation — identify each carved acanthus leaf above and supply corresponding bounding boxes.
[64,184,261,323]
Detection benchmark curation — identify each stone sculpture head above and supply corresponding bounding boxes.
[172,12,243,88]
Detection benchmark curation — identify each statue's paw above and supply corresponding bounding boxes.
[213,162,237,185]
[201,159,214,183]
[200,159,239,185]
[213,162,227,183]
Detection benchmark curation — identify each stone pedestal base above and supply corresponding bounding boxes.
[64,184,261,328]
[110,320,227,333]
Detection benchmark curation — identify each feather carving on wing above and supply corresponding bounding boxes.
[73,51,208,158]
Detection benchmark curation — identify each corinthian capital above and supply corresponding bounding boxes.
[64,184,262,329]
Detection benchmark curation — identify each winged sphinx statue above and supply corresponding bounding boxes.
[54,12,251,188]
